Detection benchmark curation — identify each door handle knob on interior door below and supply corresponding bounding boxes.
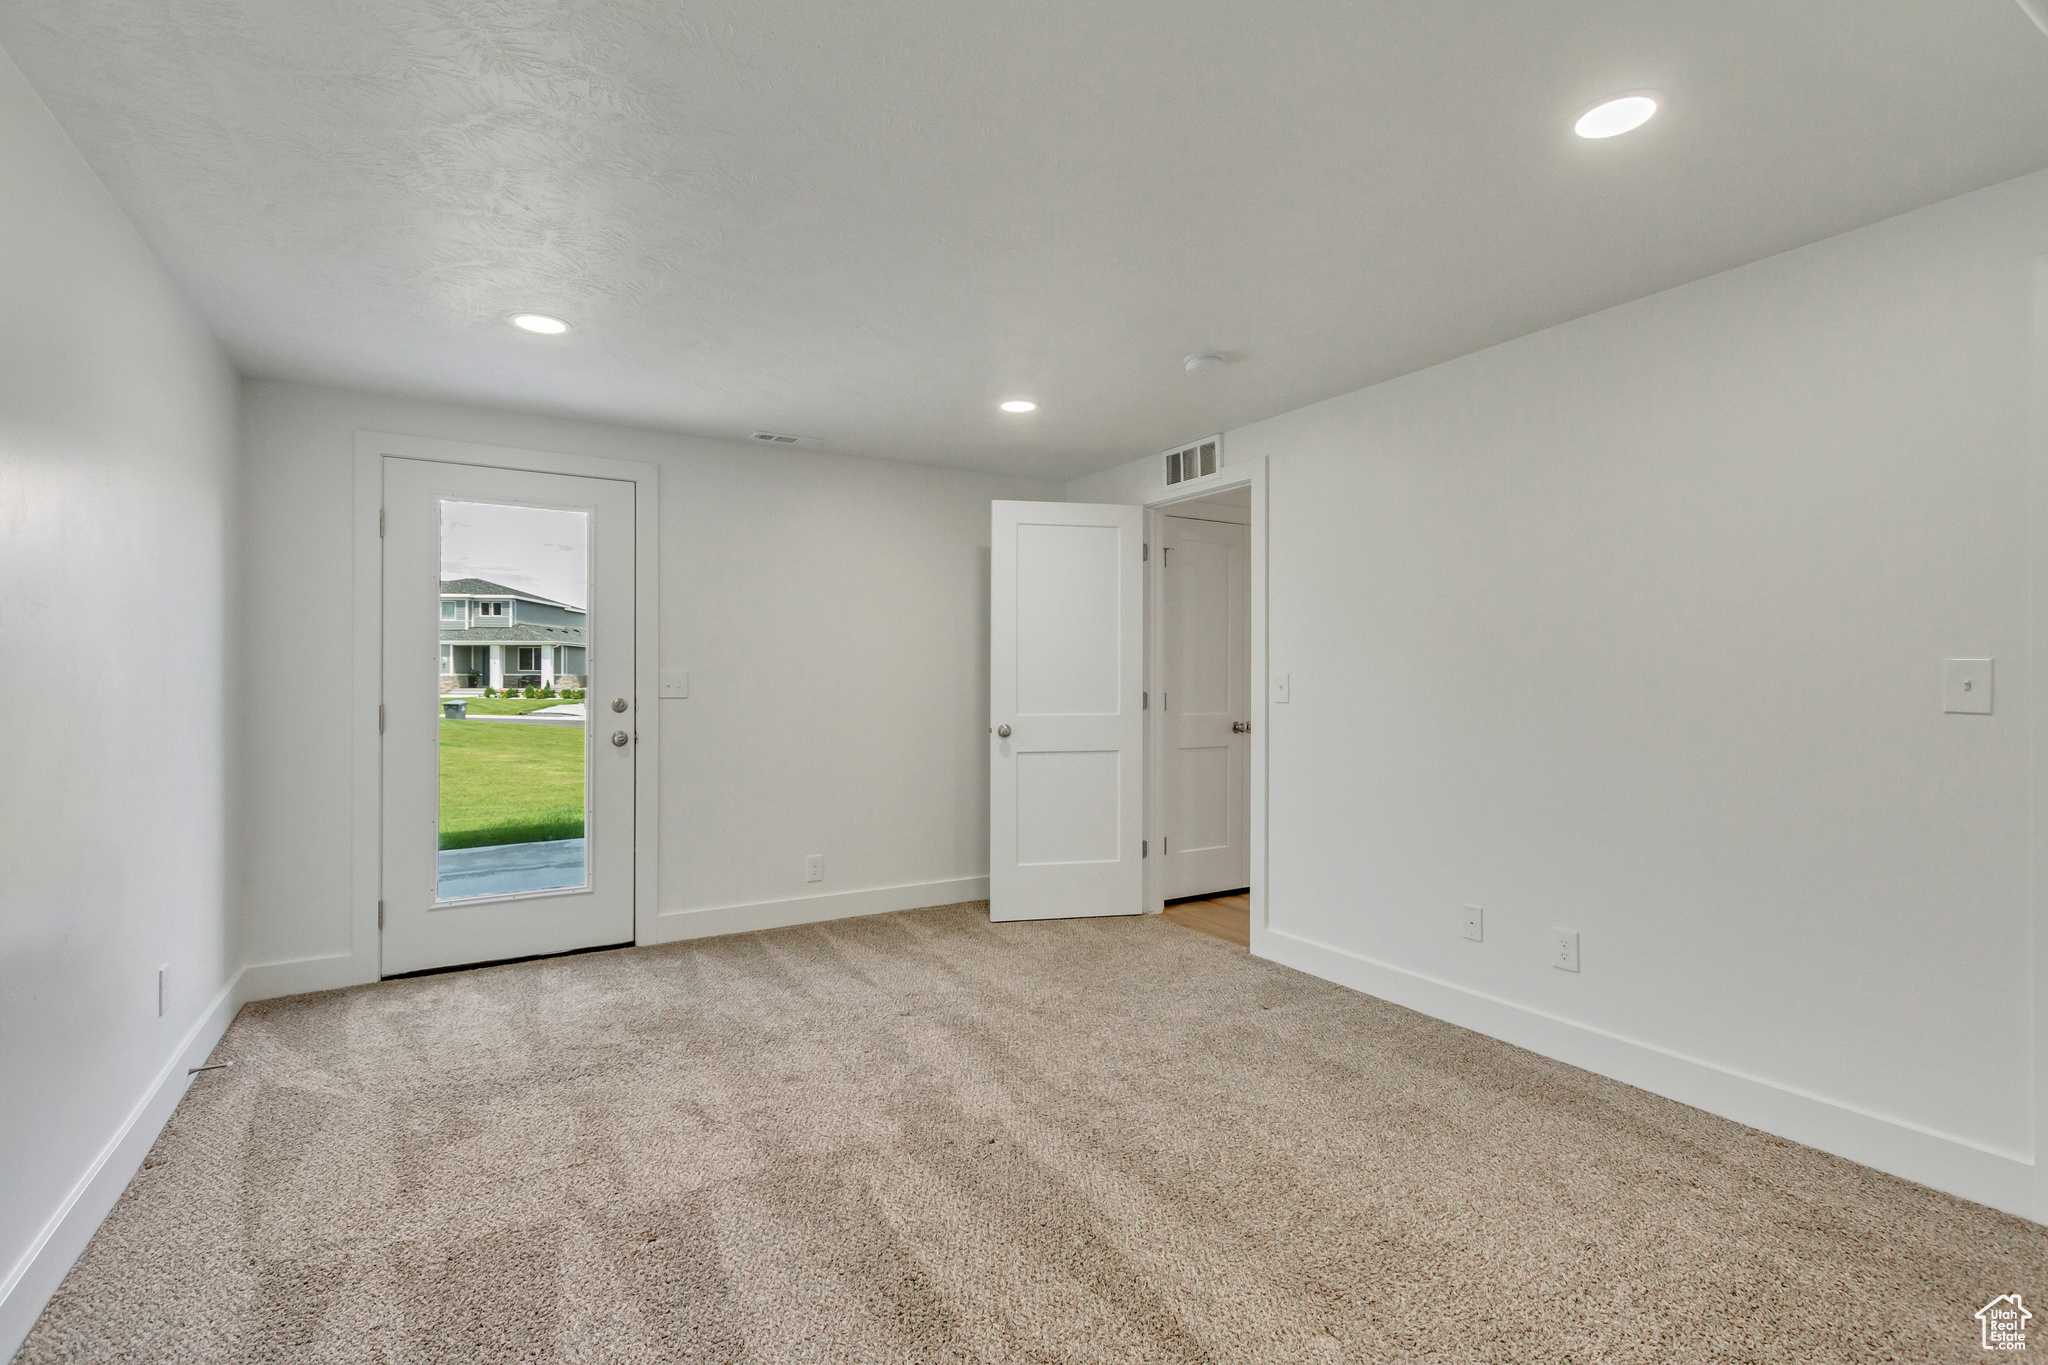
[996,724,1012,738]
[611,730,630,746]
[1233,721,1251,733]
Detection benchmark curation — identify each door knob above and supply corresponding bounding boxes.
[1233,721,1251,733]
[996,724,1012,738]
[611,730,630,746]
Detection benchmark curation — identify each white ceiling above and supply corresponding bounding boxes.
[5,2,2046,481]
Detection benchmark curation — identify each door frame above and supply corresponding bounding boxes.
[1141,458,1268,950]
[350,431,661,982]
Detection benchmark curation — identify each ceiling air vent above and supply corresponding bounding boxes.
[1163,436,1222,485]
[750,431,807,445]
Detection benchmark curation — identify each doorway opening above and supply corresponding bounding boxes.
[984,457,1264,939]
[373,452,644,977]
[1147,485,1254,947]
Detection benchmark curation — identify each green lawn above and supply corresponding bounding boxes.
[438,718,586,850]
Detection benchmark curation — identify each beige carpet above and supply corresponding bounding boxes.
[19,904,2044,1364]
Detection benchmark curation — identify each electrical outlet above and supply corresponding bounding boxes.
[1462,906,1483,942]
[1552,930,1580,973]
[157,965,167,1017]
[805,854,824,883]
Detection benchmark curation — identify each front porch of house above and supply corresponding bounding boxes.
[440,642,586,694]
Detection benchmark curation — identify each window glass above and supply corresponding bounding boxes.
[436,501,589,900]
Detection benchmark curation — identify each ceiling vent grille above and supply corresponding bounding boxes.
[1163,437,1222,485]
[750,431,807,445]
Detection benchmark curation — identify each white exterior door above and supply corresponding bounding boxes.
[381,457,638,975]
[1161,514,1251,899]
[989,500,1145,922]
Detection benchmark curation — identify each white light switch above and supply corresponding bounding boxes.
[1943,658,1991,714]
[805,854,824,883]
[1272,672,1291,704]
[660,669,690,699]
[1462,906,1483,942]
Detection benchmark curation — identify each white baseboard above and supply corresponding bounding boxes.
[647,875,990,944]
[0,966,247,1363]
[1256,926,2041,1223]
[240,950,370,1003]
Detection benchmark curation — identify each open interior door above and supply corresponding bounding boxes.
[989,500,1145,921]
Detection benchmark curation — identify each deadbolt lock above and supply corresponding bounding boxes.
[611,698,628,712]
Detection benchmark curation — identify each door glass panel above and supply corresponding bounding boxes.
[435,500,590,901]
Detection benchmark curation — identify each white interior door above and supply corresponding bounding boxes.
[381,457,637,975]
[1161,513,1251,899]
[989,500,1145,921]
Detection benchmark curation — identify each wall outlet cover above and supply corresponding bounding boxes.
[1552,930,1580,973]
[805,854,824,883]
[1272,672,1291,704]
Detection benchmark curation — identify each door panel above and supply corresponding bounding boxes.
[1162,515,1251,898]
[381,457,637,975]
[990,501,1144,921]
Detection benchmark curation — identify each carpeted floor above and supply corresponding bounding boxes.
[19,903,2045,1363]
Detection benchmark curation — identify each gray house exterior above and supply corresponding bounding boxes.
[440,577,587,693]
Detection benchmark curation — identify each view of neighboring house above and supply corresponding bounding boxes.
[440,577,586,692]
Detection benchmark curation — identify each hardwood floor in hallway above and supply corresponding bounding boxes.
[1161,891,1250,947]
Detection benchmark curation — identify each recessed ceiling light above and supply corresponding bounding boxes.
[510,313,570,334]
[1574,92,1662,139]
[1000,400,1037,413]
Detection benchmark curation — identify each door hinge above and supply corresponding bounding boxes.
[1162,691,1168,711]
[1142,691,1148,710]
[1142,840,1147,858]
[1163,836,1169,854]
[377,899,384,928]
[1143,543,1149,561]
[1162,546,1169,566]
[378,507,385,538]
[378,703,385,733]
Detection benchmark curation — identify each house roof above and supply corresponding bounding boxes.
[440,578,582,612]
[441,625,586,646]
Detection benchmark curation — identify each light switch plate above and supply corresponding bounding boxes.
[1462,906,1483,942]
[1272,672,1291,704]
[660,669,690,699]
[1943,658,1991,714]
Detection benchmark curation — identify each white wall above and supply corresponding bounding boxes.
[1073,169,2048,1222]
[239,380,1060,988]
[0,46,242,1357]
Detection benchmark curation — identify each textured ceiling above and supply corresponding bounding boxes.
[4,1,2048,480]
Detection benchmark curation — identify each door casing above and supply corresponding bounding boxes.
[1141,460,1268,946]
[350,431,660,985]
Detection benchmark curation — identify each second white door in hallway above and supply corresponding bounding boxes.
[1160,513,1251,900]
